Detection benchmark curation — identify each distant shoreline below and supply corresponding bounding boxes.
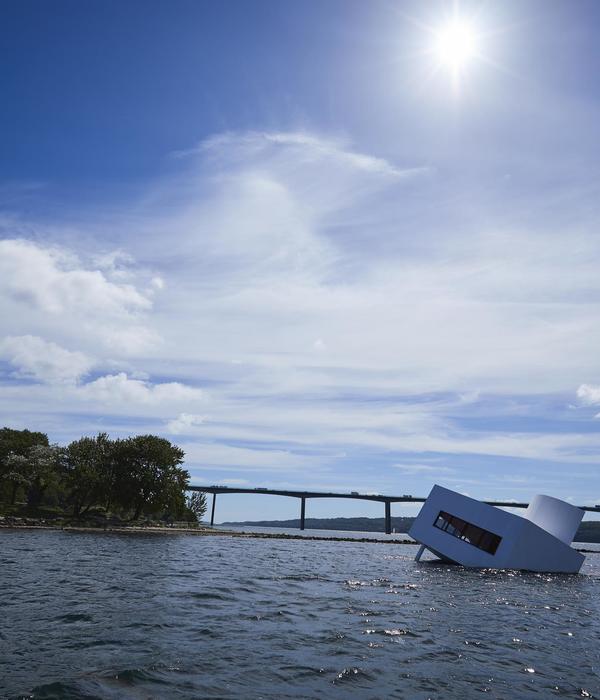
[0,522,415,544]
[1,523,598,553]
[222,515,600,544]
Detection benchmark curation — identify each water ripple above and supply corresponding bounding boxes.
[1,529,599,699]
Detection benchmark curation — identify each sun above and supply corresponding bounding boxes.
[433,19,479,74]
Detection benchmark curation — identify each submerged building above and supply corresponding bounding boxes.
[409,485,585,574]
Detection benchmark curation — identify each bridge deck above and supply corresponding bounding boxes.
[189,484,600,532]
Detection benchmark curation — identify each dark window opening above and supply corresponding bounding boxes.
[433,511,502,555]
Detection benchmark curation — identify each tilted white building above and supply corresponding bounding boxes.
[409,485,585,574]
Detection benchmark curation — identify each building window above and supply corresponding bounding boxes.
[433,511,502,555]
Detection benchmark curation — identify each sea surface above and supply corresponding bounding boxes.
[1,529,599,699]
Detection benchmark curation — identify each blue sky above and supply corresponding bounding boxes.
[2,0,600,523]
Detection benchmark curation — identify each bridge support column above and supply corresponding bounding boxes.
[384,500,391,534]
[210,493,217,526]
[300,497,306,530]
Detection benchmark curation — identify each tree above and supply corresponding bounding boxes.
[0,428,197,524]
[0,427,49,461]
[24,444,65,508]
[64,433,114,517]
[0,428,49,504]
[112,435,189,520]
[186,492,208,522]
[2,454,30,505]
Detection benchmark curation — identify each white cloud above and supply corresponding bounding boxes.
[4,129,600,507]
[577,384,600,406]
[147,130,427,288]
[0,238,159,355]
[0,238,151,316]
[181,441,324,472]
[197,131,428,179]
[0,335,93,384]
[166,412,206,434]
[134,126,600,395]
[78,373,203,406]
[92,249,135,276]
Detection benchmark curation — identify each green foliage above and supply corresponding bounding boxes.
[0,428,50,503]
[65,433,113,516]
[112,435,189,520]
[0,428,62,506]
[187,492,208,521]
[24,444,65,507]
[2,454,30,505]
[0,427,49,462]
[0,427,193,522]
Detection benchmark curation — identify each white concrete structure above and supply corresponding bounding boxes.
[409,485,585,574]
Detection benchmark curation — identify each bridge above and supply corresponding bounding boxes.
[188,485,600,534]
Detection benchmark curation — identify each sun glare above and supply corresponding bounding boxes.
[433,20,479,73]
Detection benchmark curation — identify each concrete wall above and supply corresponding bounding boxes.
[523,495,583,545]
[409,485,585,574]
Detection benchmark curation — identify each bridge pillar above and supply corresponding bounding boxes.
[300,497,306,530]
[384,500,391,534]
[210,493,217,526]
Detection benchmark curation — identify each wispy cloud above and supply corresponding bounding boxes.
[393,463,455,475]
[2,130,600,507]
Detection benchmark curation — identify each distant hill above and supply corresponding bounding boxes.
[221,515,600,543]
[220,516,416,533]
[575,521,600,543]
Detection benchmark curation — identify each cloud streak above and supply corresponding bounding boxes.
[78,373,204,406]
[2,130,600,508]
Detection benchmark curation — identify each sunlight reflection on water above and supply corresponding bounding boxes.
[1,529,599,699]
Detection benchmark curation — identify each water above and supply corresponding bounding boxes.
[218,525,600,551]
[1,529,599,699]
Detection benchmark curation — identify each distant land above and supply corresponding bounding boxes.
[220,516,415,533]
[221,516,600,543]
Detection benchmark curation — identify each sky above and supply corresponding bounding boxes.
[2,0,600,523]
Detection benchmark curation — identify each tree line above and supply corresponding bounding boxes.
[0,427,206,522]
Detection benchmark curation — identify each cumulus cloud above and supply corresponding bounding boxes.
[78,373,204,405]
[166,412,206,434]
[0,238,159,355]
[0,238,151,316]
[0,335,93,384]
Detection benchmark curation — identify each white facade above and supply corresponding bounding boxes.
[409,485,585,574]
